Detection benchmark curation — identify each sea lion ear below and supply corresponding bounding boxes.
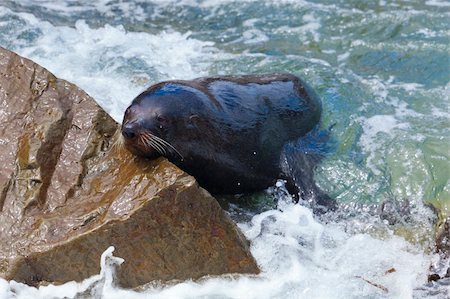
[187,114,201,129]
[189,114,201,123]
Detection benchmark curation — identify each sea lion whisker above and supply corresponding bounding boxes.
[138,130,182,159]
[139,135,150,150]
[144,134,166,155]
[144,135,164,155]
[150,137,168,155]
[150,135,167,155]
[150,134,184,160]
[112,133,125,151]
[142,131,152,140]
[142,132,162,153]
[140,133,151,146]
[151,139,166,155]
[138,134,145,146]
[140,134,163,155]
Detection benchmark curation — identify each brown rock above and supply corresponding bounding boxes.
[0,46,259,288]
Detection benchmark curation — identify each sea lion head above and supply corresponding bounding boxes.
[121,83,188,160]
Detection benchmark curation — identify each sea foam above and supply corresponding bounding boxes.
[0,195,435,299]
[0,7,218,121]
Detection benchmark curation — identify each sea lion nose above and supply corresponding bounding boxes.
[122,123,137,139]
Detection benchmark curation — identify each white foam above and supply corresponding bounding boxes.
[358,114,409,175]
[347,73,437,175]
[431,106,450,119]
[425,0,450,7]
[337,52,350,62]
[0,199,435,299]
[416,28,438,38]
[9,0,147,20]
[273,13,322,42]
[0,246,124,299]
[301,14,321,42]
[15,0,91,13]
[0,8,219,122]
[241,28,270,44]
[308,58,331,67]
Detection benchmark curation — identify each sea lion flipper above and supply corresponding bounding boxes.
[281,151,336,213]
[280,129,337,213]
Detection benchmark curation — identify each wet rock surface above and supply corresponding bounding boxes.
[433,217,450,281]
[0,47,259,288]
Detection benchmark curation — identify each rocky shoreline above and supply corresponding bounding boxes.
[0,47,259,288]
[0,46,448,291]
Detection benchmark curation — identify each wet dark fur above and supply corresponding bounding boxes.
[122,74,335,210]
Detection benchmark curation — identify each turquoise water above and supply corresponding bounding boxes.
[0,1,449,298]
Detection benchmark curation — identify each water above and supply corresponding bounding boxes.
[0,0,449,298]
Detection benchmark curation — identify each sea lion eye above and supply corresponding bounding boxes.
[156,114,167,123]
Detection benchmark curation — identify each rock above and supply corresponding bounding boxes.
[436,217,450,256]
[436,217,450,276]
[0,47,259,288]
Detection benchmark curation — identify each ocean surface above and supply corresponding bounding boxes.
[0,0,449,298]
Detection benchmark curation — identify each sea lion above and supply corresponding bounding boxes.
[121,73,334,210]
